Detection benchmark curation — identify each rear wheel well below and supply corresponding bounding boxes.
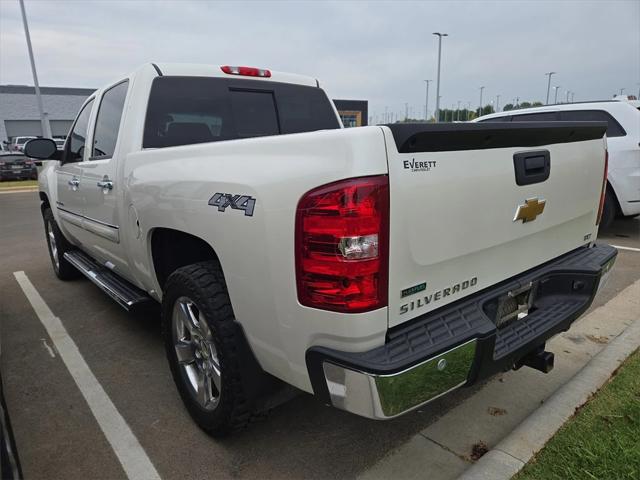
[151,228,220,291]
[606,182,621,215]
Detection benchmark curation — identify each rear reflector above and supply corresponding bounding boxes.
[596,150,608,225]
[295,176,389,313]
[221,65,271,78]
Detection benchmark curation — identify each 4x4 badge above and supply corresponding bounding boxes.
[209,193,256,216]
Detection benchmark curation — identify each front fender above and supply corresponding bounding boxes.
[38,161,58,216]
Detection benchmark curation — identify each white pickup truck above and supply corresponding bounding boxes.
[27,63,617,436]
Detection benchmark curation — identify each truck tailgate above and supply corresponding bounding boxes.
[383,122,607,328]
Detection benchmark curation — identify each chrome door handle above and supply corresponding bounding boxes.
[97,180,113,190]
[68,178,80,187]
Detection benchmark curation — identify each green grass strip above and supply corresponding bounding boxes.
[517,349,640,480]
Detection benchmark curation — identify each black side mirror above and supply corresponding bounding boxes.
[24,138,60,160]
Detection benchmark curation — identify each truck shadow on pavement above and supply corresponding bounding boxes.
[125,304,485,480]
[598,215,640,240]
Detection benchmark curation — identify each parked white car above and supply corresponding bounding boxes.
[26,63,616,436]
[476,101,640,227]
[10,136,37,152]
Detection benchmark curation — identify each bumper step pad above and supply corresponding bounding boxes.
[308,244,617,377]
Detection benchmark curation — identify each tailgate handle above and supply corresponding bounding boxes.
[513,150,550,186]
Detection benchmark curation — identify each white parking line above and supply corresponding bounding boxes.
[13,271,161,480]
[611,244,640,253]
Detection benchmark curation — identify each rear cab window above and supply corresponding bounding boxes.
[143,77,340,148]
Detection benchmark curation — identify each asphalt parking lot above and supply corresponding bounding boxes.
[1,190,639,480]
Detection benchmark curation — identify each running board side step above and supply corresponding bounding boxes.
[64,250,153,312]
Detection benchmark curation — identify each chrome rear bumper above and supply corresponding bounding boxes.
[322,339,477,419]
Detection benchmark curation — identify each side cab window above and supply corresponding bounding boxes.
[558,110,626,138]
[510,111,559,121]
[478,116,511,122]
[92,80,129,160]
[63,99,95,163]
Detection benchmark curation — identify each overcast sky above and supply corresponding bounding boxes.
[1,0,638,121]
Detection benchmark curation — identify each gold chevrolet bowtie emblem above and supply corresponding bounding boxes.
[513,198,546,223]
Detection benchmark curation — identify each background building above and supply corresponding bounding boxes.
[333,99,368,127]
[0,86,368,144]
[0,85,95,144]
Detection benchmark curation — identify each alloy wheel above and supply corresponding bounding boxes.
[172,296,221,410]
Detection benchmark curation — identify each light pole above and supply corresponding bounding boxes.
[545,71,556,105]
[571,92,575,102]
[619,87,625,95]
[478,86,485,117]
[566,90,570,103]
[433,32,448,123]
[456,100,461,121]
[496,94,500,112]
[466,101,471,121]
[423,80,432,121]
[18,0,52,139]
[553,85,560,104]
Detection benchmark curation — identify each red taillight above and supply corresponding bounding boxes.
[221,65,271,78]
[295,176,389,313]
[596,150,609,225]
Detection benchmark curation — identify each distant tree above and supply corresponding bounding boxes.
[532,101,543,107]
[432,108,481,122]
[503,103,515,111]
[396,118,427,123]
[519,101,532,109]
[475,105,495,118]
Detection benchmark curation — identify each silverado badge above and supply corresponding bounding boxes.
[513,198,546,223]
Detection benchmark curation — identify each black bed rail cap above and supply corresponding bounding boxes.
[382,121,608,153]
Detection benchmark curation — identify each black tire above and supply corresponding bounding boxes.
[599,189,616,230]
[162,262,251,436]
[43,208,81,280]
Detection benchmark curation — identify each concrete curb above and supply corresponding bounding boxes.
[458,316,640,480]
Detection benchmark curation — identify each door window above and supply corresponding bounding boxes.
[558,110,626,137]
[92,81,129,159]
[478,116,511,122]
[66,99,94,163]
[510,112,559,121]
